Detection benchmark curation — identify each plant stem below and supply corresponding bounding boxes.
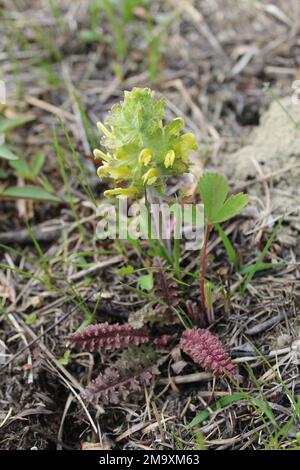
[200,223,211,320]
[146,187,172,263]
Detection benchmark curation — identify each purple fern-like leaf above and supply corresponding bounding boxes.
[68,322,149,352]
[180,328,241,380]
[153,256,180,307]
[84,359,159,405]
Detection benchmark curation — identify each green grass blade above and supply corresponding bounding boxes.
[0,185,61,202]
[214,222,238,271]
[241,216,284,294]
[0,146,19,160]
[188,393,246,428]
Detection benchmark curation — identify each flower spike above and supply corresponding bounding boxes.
[94,88,199,197]
[180,328,241,380]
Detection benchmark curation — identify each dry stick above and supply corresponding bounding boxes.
[234,162,300,191]
[0,292,93,371]
[159,371,212,385]
[4,312,104,428]
[45,359,100,434]
[171,0,226,56]
[57,394,74,450]
[151,400,165,442]
[0,222,67,244]
[245,311,294,336]
[25,95,76,122]
[7,312,33,384]
[61,63,94,172]
[17,319,85,396]
[245,206,299,236]
[68,255,123,281]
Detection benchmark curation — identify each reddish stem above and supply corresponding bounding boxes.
[200,223,211,320]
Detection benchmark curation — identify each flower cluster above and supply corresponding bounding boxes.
[180,328,240,380]
[94,88,199,198]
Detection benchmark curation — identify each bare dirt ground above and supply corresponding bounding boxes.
[0,0,299,450]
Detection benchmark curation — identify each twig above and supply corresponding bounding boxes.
[0,222,68,244]
[245,311,294,336]
[7,312,33,384]
[25,95,76,122]
[68,255,123,281]
[0,292,93,370]
[159,371,212,384]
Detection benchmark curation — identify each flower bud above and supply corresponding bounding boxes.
[164,149,176,168]
[138,148,152,166]
[142,168,159,185]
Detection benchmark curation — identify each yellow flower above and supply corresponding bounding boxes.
[97,164,131,180]
[93,148,112,162]
[104,187,138,197]
[181,133,198,149]
[164,150,176,168]
[164,117,185,137]
[94,88,200,198]
[142,168,159,185]
[138,148,152,166]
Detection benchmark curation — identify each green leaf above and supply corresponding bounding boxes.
[9,158,32,178]
[26,313,37,326]
[0,185,61,202]
[199,173,228,223]
[239,261,285,275]
[79,29,108,43]
[188,393,246,428]
[116,265,135,276]
[212,193,249,223]
[241,216,284,294]
[189,410,210,427]
[0,146,18,160]
[199,173,249,224]
[31,154,45,176]
[56,350,71,366]
[214,223,238,271]
[138,273,154,291]
[0,115,35,134]
[83,276,93,286]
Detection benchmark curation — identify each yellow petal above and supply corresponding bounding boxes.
[97,165,131,179]
[147,176,157,185]
[142,168,159,185]
[164,149,176,168]
[93,148,112,162]
[138,148,152,166]
[164,117,185,136]
[180,133,199,151]
[97,121,113,138]
[104,187,138,197]
[97,163,108,176]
